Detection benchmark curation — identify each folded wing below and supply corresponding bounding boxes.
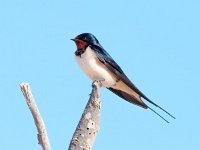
[90,44,175,121]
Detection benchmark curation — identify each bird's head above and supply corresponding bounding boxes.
[71,33,100,50]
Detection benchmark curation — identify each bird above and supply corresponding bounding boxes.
[71,33,175,123]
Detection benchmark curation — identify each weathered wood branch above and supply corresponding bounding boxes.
[20,81,101,150]
[20,82,51,150]
[68,81,101,150]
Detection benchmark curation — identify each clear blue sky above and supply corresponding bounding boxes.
[1,0,200,149]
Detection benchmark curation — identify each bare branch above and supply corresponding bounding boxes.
[20,82,51,150]
[68,81,101,150]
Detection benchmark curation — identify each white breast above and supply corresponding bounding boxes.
[75,46,117,87]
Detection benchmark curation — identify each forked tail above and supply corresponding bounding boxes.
[144,98,176,123]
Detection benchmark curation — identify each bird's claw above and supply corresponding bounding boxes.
[92,79,105,88]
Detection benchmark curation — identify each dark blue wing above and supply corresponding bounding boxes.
[89,44,124,74]
[89,44,149,100]
[89,44,175,120]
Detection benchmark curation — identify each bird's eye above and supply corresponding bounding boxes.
[84,37,87,41]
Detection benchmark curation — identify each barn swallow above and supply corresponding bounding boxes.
[71,33,175,123]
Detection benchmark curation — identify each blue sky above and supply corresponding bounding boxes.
[1,0,200,149]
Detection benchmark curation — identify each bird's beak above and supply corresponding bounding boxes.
[71,38,84,43]
[71,38,81,42]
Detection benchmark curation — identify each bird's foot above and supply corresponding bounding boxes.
[92,78,105,88]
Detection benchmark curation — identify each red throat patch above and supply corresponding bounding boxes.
[74,39,88,49]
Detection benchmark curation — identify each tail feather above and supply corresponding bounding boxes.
[148,106,169,123]
[142,97,176,119]
[108,88,148,109]
[108,87,175,123]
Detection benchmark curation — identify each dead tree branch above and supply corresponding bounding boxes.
[20,82,51,150]
[68,81,101,150]
[20,81,101,150]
